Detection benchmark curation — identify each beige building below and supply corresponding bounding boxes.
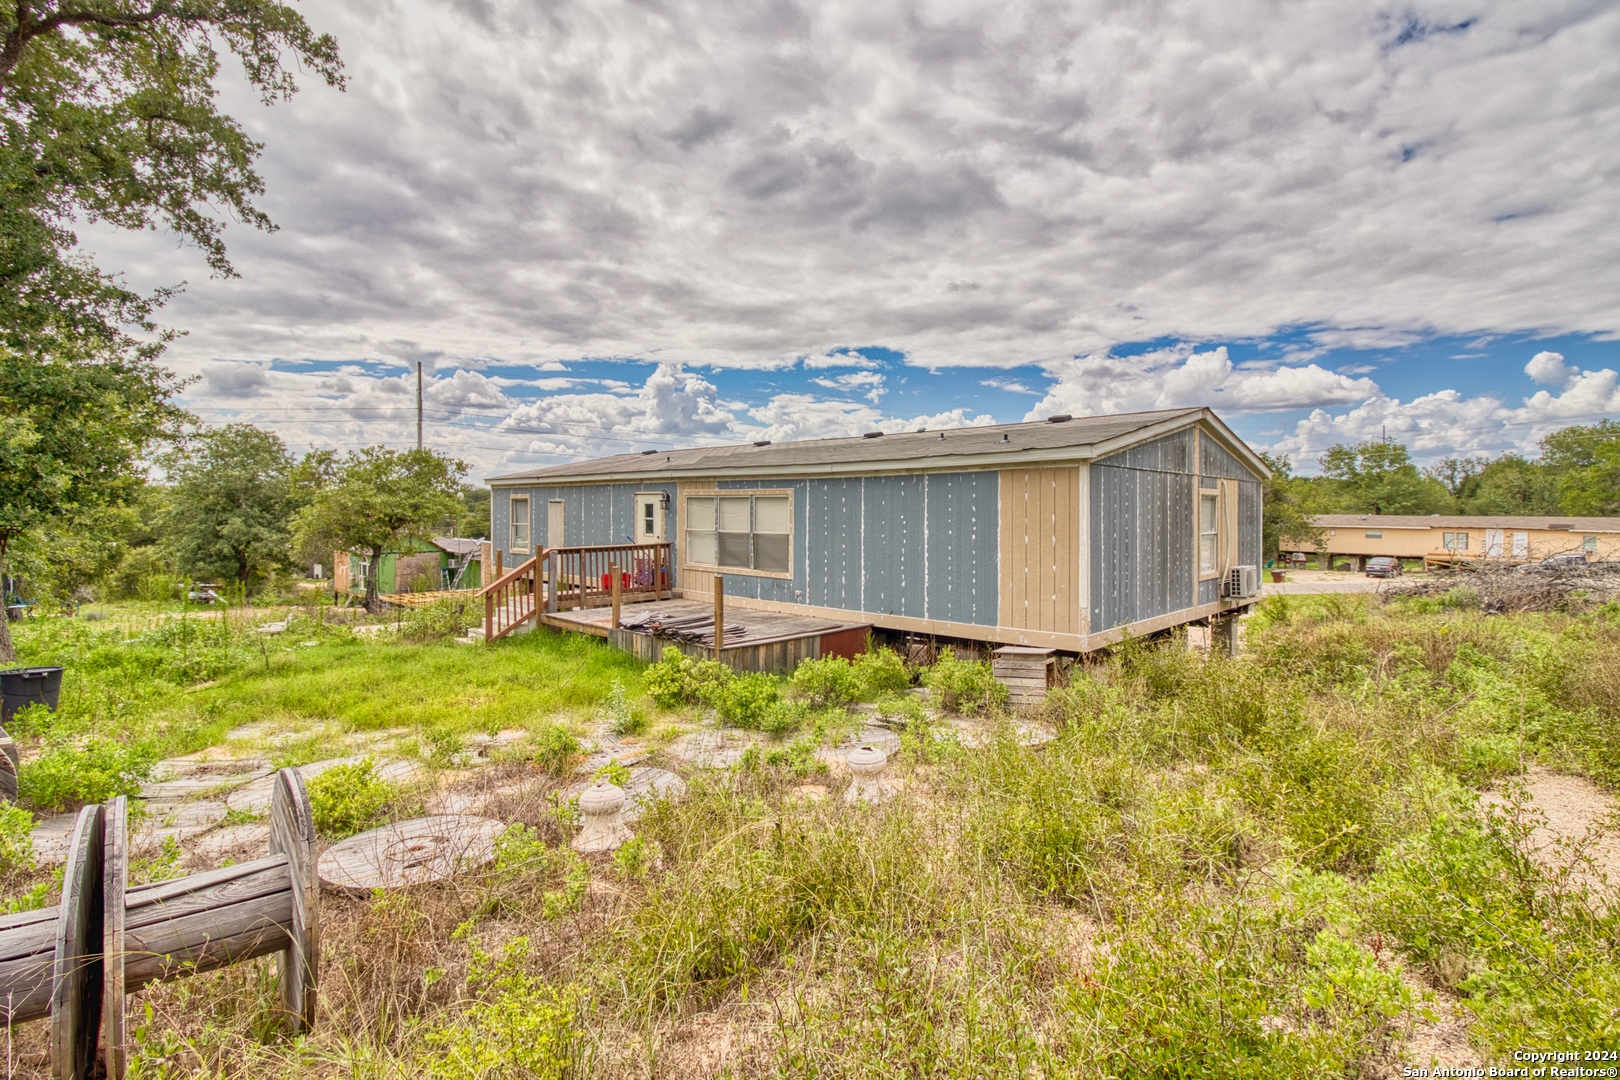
[1291,515,1620,570]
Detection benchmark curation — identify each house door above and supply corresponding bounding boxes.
[634,493,667,543]
[547,500,565,549]
[1485,529,1504,558]
[1511,531,1529,558]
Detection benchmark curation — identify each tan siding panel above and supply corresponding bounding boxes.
[999,467,1080,634]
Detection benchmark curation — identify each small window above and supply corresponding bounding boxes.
[509,495,531,551]
[642,501,656,538]
[1364,531,1383,540]
[1584,535,1598,553]
[1199,493,1218,574]
[1443,531,1470,551]
[686,492,791,574]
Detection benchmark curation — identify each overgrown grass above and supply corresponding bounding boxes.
[4,595,1617,1076]
[7,606,645,810]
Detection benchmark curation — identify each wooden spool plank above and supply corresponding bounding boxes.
[0,726,18,776]
[124,856,289,924]
[269,768,318,1032]
[123,893,293,992]
[0,904,61,1022]
[0,727,16,803]
[51,803,103,1080]
[102,796,128,1080]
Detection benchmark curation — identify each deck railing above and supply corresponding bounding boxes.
[477,553,540,641]
[545,543,673,613]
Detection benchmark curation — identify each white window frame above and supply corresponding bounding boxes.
[509,495,531,553]
[683,489,794,579]
[1584,535,1598,553]
[1198,490,1220,578]
[1443,531,1469,551]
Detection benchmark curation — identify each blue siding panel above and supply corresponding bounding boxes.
[861,475,927,618]
[1091,443,1196,632]
[805,478,863,611]
[925,471,998,625]
[1199,436,1253,480]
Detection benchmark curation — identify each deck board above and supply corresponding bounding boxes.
[544,599,870,672]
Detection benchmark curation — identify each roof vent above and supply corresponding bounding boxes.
[753,440,771,447]
[862,431,884,439]
[641,449,658,455]
[1047,414,1073,423]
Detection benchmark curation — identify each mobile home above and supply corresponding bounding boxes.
[486,407,1268,653]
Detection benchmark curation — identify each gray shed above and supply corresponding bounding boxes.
[486,407,1268,653]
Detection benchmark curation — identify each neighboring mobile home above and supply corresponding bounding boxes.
[1294,515,1620,570]
[486,408,1268,653]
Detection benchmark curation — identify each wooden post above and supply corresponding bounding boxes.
[484,590,493,642]
[1213,615,1238,657]
[494,549,503,580]
[713,576,724,659]
[610,563,622,630]
[547,551,559,614]
[530,556,539,617]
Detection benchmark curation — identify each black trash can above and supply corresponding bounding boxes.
[1,666,63,723]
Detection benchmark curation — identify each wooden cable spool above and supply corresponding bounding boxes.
[101,768,318,1077]
[0,802,103,1080]
[0,768,318,1080]
[0,725,19,803]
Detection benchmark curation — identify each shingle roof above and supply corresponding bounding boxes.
[432,536,485,556]
[1312,514,1620,532]
[487,407,1242,484]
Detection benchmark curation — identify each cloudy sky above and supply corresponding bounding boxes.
[91,0,1620,477]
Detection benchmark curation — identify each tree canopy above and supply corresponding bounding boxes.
[293,448,467,610]
[0,349,186,657]
[1540,419,1620,517]
[1315,440,1451,516]
[161,423,299,587]
[1,0,342,358]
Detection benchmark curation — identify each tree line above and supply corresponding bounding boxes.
[1262,420,1620,558]
[4,424,490,613]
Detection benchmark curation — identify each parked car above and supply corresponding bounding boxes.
[1365,556,1403,578]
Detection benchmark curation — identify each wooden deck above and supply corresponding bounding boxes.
[543,599,871,673]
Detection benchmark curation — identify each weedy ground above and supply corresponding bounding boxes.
[1,591,1617,1078]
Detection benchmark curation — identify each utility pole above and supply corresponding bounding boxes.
[416,362,424,450]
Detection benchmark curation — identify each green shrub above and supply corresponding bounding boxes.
[597,678,645,735]
[307,758,396,838]
[398,599,478,643]
[853,645,911,698]
[712,673,780,728]
[421,936,580,1079]
[921,647,1006,715]
[420,726,464,767]
[21,739,152,811]
[526,725,580,775]
[645,646,734,710]
[0,804,36,877]
[789,655,859,707]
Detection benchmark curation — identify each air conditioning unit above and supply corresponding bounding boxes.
[1223,565,1259,600]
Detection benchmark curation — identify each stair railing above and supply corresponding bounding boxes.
[476,552,542,642]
